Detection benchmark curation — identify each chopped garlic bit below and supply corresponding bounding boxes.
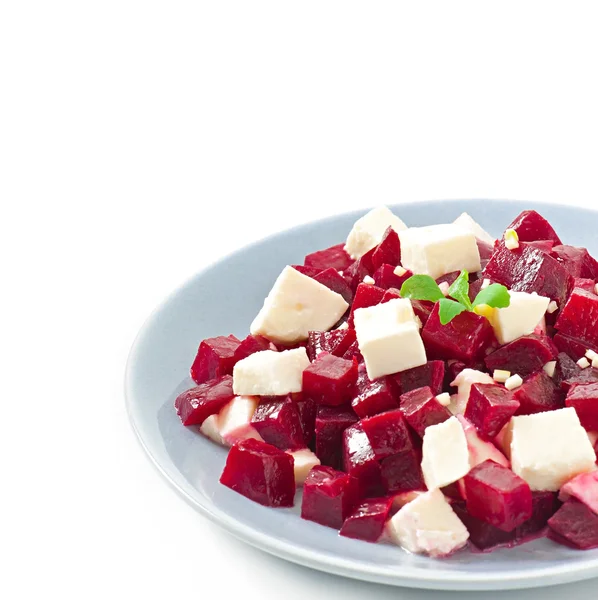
[578,357,591,369]
[435,392,451,407]
[593,357,598,369]
[336,322,349,330]
[493,369,511,383]
[438,281,450,296]
[505,374,523,391]
[363,275,375,285]
[504,228,520,251]
[543,361,557,378]
[585,349,598,361]
[547,301,559,314]
[595,283,598,296]
[394,265,407,277]
[481,278,491,290]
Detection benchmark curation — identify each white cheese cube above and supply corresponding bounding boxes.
[510,407,596,491]
[232,348,310,396]
[250,266,348,343]
[344,206,407,259]
[450,368,494,414]
[287,448,321,486]
[399,224,481,280]
[421,416,470,489]
[217,395,263,446]
[489,291,550,345]
[386,489,469,557]
[453,212,495,245]
[354,299,427,380]
[199,414,226,445]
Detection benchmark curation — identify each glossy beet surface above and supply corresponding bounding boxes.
[548,499,598,550]
[301,465,361,529]
[251,396,306,450]
[380,449,425,494]
[551,245,598,280]
[347,283,385,327]
[343,248,376,292]
[303,243,353,272]
[219,439,295,507]
[556,288,598,349]
[554,333,598,363]
[307,329,356,362]
[513,371,564,415]
[388,360,445,397]
[303,354,358,406]
[190,335,241,385]
[371,227,401,270]
[506,210,562,244]
[295,395,317,447]
[485,334,557,379]
[342,423,383,497]
[314,406,358,469]
[340,497,395,542]
[360,409,412,460]
[373,263,412,290]
[453,503,516,551]
[313,267,354,304]
[464,383,520,438]
[352,366,398,418]
[566,382,598,430]
[399,386,451,438]
[464,460,533,532]
[560,471,598,514]
[174,375,235,426]
[233,334,274,363]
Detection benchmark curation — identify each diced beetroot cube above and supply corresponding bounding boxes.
[551,245,598,279]
[371,227,401,270]
[314,406,358,469]
[340,496,395,542]
[306,329,356,362]
[233,334,274,363]
[347,283,386,327]
[294,395,317,447]
[313,267,354,304]
[548,499,598,550]
[301,465,361,529]
[554,332,598,362]
[380,449,425,494]
[251,396,306,451]
[292,264,322,277]
[515,491,561,541]
[303,354,358,406]
[399,386,451,437]
[190,335,241,385]
[422,303,494,363]
[452,502,516,551]
[524,239,555,253]
[352,366,398,418]
[174,375,235,426]
[360,409,412,460]
[513,371,563,415]
[484,334,557,379]
[219,439,295,507]
[566,382,598,430]
[436,271,460,287]
[372,263,412,290]
[342,423,383,497]
[554,352,583,388]
[341,340,363,363]
[381,287,401,302]
[464,383,520,438]
[388,360,445,397]
[464,460,533,532]
[574,278,597,294]
[556,288,598,350]
[506,210,562,244]
[304,243,353,272]
[411,299,435,326]
[559,471,598,514]
[343,247,375,292]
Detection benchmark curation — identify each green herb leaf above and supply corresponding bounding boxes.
[438,298,468,325]
[473,283,511,309]
[447,270,473,311]
[400,274,445,302]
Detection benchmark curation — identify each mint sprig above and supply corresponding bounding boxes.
[400,270,510,325]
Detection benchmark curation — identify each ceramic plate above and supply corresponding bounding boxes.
[125,199,598,590]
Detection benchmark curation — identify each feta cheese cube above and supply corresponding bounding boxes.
[505,374,523,391]
[232,348,310,395]
[421,416,470,489]
[250,266,349,343]
[287,448,321,486]
[345,206,407,259]
[543,361,557,377]
[199,414,226,445]
[510,407,596,491]
[453,212,496,245]
[217,395,263,446]
[354,299,427,379]
[399,224,481,280]
[450,368,494,414]
[489,291,550,345]
[386,488,469,557]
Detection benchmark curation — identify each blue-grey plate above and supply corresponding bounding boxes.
[125,200,598,591]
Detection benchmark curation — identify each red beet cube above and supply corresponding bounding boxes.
[251,396,306,450]
[343,247,375,292]
[190,335,241,385]
[294,395,317,447]
[233,334,274,363]
[371,227,401,270]
[388,360,445,397]
[306,329,356,362]
[360,409,412,460]
[292,264,322,277]
[513,371,563,415]
[485,334,557,379]
[573,278,597,294]
[554,333,598,362]
[301,465,361,529]
[351,372,398,419]
[341,340,363,363]
[380,449,425,494]
[220,439,295,507]
[340,496,395,542]
[436,271,461,288]
[410,299,435,326]
[554,352,581,387]
[566,382,598,430]
[303,354,358,406]
[506,210,562,244]
[464,460,533,532]
[314,406,358,469]
[556,288,598,350]
[304,243,353,272]
[342,423,383,497]
[422,304,494,363]
[465,383,520,438]
[452,502,516,551]
[548,499,598,550]
[380,287,401,302]
[515,491,561,541]
[372,263,412,290]
[399,386,451,437]
[347,283,386,327]
[551,245,598,279]
[313,267,354,304]
[175,375,234,426]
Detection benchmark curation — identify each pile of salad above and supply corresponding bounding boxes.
[175,206,598,558]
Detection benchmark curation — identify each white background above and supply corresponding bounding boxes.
[2,1,598,599]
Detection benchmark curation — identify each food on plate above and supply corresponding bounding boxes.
[175,206,598,557]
